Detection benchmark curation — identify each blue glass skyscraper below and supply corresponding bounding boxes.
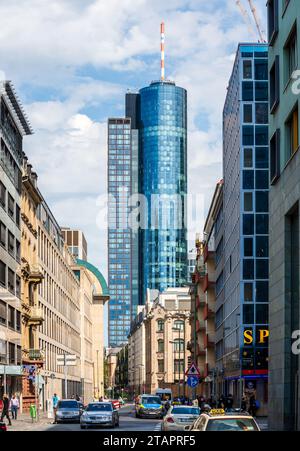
[107,82,188,347]
[139,81,188,296]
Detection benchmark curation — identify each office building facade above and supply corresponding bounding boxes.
[222,43,269,413]
[0,81,32,398]
[268,0,300,431]
[139,81,188,298]
[108,117,136,347]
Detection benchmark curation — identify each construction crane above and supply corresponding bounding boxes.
[235,0,257,39]
[247,0,267,43]
[235,0,266,43]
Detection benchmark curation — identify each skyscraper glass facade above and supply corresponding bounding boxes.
[222,44,269,408]
[139,81,188,296]
[108,118,132,347]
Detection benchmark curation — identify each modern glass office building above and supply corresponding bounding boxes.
[221,44,269,411]
[108,118,133,347]
[139,81,188,297]
[107,82,188,346]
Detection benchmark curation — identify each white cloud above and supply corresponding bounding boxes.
[1,0,267,267]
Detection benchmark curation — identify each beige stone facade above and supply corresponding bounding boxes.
[20,159,44,410]
[37,199,82,405]
[128,288,191,398]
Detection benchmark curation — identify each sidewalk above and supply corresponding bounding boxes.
[4,412,53,432]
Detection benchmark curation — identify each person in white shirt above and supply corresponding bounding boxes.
[11,395,19,420]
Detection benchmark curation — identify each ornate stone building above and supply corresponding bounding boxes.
[21,159,44,410]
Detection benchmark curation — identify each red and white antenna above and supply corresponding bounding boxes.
[160,22,165,81]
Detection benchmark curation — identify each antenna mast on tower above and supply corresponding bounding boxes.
[161,22,165,81]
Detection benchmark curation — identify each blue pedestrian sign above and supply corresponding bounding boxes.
[187,376,199,388]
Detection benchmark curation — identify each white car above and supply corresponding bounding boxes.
[161,405,201,431]
[80,402,119,429]
[187,409,260,432]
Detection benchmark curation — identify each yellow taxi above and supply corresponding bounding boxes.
[186,409,261,432]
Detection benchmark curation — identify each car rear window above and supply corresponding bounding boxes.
[206,418,259,431]
[86,404,113,412]
[142,397,161,405]
[172,407,200,415]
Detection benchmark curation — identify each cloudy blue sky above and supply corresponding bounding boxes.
[0,0,267,276]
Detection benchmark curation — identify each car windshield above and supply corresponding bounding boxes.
[206,418,259,431]
[142,397,161,405]
[172,407,200,415]
[57,401,78,409]
[86,404,112,412]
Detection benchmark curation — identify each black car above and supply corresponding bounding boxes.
[55,400,83,423]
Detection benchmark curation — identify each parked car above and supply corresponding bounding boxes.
[135,394,163,419]
[55,399,83,423]
[80,402,119,429]
[187,409,260,432]
[161,405,201,431]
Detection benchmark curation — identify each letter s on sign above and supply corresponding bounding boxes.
[292,331,300,355]
[244,329,253,345]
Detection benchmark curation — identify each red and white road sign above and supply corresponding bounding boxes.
[185,362,201,377]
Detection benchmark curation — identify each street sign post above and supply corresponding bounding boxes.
[185,362,201,378]
[56,354,77,398]
[187,376,199,388]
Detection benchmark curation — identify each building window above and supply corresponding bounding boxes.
[243,259,254,280]
[256,191,269,213]
[256,236,269,258]
[284,25,297,84]
[243,214,254,235]
[242,82,254,101]
[243,127,254,146]
[243,305,254,324]
[174,359,184,375]
[256,214,269,235]
[244,238,253,257]
[256,103,268,124]
[286,105,299,160]
[256,147,269,169]
[8,231,14,256]
[158,360,164,373]
[243,61,252,79]
[173,320,184,331]
[16,205,20,228]
[0,300,6,325]
[8,268,14,293]
[0,182,6,209]
[16,240,20,262]
[174,339,185,352]
[244,148,253,168]
[244,283,253,302]
[0,222,6,248]
[157,320,164,332]
[8,306,15,329]
[244,104,253,123]
[158,339,164,353]
[0,260,6,287]
[16,310,21,332]
[243,170,254,189]
[256,281,269,302]
[16,275,21,299]
[270,56,280,113]
[268,0,278,45]
[270,129,281,184]
[256,259,269,280]
[244,192,253,212]
[8,194,14,219]
[8,342,15,364]
[255,60,268,81]
[255,82,268,102]
[256,304,269,325]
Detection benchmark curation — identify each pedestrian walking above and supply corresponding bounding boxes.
[218,395,226,409]
[249,395,259,417]
[52,393,60,423]
[241,396,247,412]
[1,394,12,426]
[226,394,234,410]
[11,395,19,420]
